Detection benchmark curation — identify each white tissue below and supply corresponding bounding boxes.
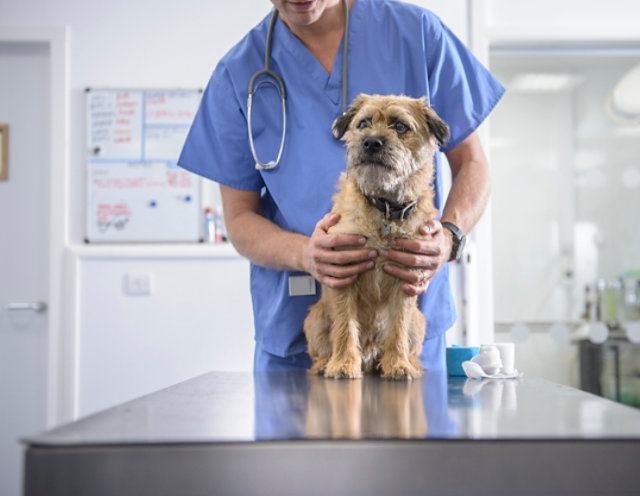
[462,360,523,380]
[471,347,502,375]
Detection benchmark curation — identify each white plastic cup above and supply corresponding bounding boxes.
[492,342,515,374]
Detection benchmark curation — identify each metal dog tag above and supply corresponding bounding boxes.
[288,275,317,296]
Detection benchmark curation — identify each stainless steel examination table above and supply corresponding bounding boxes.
[23,372,640,496]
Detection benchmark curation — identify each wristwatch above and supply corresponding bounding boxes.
[441,222,466,262]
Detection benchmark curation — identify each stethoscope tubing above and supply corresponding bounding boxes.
[247,68,287,170]
[247,0,349,170]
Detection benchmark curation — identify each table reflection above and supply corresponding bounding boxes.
[254,371,457,440]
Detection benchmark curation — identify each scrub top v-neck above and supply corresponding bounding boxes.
[178,0,505,358]
[274,12,346,108]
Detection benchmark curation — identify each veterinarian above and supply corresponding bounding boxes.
[178,0,504,372]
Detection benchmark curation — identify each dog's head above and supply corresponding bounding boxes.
[332,94,449,200]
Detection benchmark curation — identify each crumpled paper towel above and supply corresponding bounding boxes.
[462,360,523,380]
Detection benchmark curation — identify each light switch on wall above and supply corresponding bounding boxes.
[123,273,153,296]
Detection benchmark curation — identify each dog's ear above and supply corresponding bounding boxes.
[423,103,450,148]
[332,94,365,140]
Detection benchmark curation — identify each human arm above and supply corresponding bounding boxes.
[219,184,377,289]
[381,131,490,295]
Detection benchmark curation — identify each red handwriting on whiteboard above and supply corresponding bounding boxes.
[97,203,131,232]
[147,96,167,105]
[146,93,196,122]
[97,203,131,218]
[166,171,193,188]
[146,109,196,121]
[107,92,139,146]
[93,177,146,189]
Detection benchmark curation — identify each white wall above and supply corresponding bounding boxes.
[76,253,254,416]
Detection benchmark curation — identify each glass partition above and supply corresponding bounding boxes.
[489,48,640,402]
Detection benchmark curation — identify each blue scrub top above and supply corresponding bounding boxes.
[178,0,505,359]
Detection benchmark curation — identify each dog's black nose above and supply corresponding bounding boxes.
[363,136,384,153]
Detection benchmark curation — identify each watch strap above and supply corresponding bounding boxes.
[441,222,465,262]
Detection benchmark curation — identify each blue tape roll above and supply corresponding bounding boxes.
[446,346,480,376]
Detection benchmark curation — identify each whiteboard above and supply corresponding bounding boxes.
[86,89,202,242]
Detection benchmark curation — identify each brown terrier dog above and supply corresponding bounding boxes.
[303,94,449,380]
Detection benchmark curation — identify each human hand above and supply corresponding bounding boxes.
[305,213,377,289]
[380,219,452,296]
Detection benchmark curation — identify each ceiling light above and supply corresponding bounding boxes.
[509,73,580,93]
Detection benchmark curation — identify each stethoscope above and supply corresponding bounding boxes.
[247,0,350,170]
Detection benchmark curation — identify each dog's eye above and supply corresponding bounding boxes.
[357,119,371,130]
[394,121,409,134]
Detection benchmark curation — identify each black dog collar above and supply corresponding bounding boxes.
[366,195,419,221]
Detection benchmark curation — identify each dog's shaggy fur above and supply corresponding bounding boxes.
[303,94,449,380]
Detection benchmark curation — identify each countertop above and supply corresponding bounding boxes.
[23,371,640,496]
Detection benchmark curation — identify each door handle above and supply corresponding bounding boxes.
[4,301,48,313]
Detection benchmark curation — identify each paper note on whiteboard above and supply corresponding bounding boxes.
[86,89,202,243]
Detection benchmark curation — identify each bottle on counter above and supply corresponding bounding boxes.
[204,206,216,243]
[214,205,227,242]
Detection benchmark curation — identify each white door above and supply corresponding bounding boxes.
[0,40,50,496]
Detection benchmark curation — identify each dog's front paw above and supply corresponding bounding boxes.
[380,359,423,380]
[324,357,363,379]
[308,356,329,375]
